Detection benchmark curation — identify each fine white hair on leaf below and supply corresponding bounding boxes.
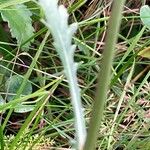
[39,0,86,148]
[69,45,76,58]
[58,5,69,21]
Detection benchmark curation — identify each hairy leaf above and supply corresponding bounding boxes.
[39,0,86,147]
[0,3,34,49]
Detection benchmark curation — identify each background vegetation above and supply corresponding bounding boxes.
[0,0,150,149]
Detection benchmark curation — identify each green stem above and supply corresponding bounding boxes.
[83,0,126,150]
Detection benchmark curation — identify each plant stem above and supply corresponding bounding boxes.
[83,0,126,149]
[65,62,86,150]
[39,0,87,148]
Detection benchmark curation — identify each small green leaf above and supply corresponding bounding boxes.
[138,47,150,59]
[140,5,150,29]
[5,75,32,101]
[0,3,34,49]
[14,104,34,113]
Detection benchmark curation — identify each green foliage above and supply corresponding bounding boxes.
[4,134,53,150]
[0,95,5,113]
[5,75,33,113]
[0,95,5,105]
[140,5,150,29]
[139,5,150,59]
[5,75,32,101]
[0,0,149,149]
[13,104,34,113]
[138,47,150,59]
[0,1,34,49]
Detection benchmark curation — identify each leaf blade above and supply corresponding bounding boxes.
[5,75,32,101]
[140,5,150,29]
[138,47,150,59]
[0,4,34,49]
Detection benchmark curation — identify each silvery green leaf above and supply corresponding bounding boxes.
[39,0,86,148]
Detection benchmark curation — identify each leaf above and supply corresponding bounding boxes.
[5,75,34,113]
[14,104,34,113]
[25,1,42,20]
[138,47,150,59]
[0,95,5,113]
[39,0,87,146]
[0,3,34,49]
[5,75,32,101]
[140,5,150,29]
